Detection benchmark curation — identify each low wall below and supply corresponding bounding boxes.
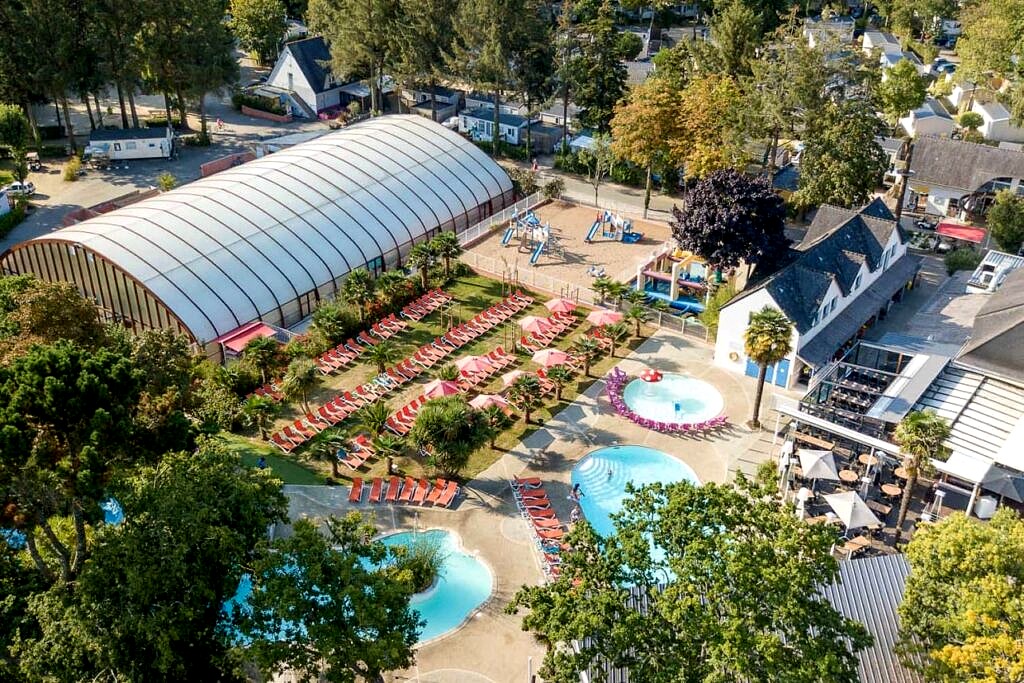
[61,188,161,227]
[200,152,256,177]
[241,105,292,123]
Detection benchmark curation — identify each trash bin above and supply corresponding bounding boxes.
[974,495,998,520]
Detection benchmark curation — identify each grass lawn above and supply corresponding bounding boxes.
[219,432,325,485]
[240,269,650,486]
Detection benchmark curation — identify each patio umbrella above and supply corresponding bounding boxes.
[423,379,461,399]
[469,394,510,411]
[455,355,491,374]
[824,491,881,532]
[533,348,571,367]
[501,369,529,387]
[545,297,577,314]
[984,473,1024,503]
[587,309,623,326]
[798,449,839,482]
[519,315,552,334]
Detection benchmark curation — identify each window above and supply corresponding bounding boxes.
[820,304,829,320]
[830,298,837,313]
[113,143,122,151]
[810,312,818,327]
[125,142,137,150]
[853,274,862,291]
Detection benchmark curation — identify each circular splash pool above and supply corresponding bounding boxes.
[621,373,723,424]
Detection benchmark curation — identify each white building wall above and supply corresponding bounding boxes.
[95,135,172,160]
[900,113,955,138]
[714,288,801,389]
[266,51,317,113]
[978,116,1024,143]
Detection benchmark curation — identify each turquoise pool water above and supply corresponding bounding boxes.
[622,373,723,424]
[225,529,491,644]
[378,529,492,642]
[570,445,700,537]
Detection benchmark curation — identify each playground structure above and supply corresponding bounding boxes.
[635,245,709,314]
[502,209,564,265]
[584,210,644,244]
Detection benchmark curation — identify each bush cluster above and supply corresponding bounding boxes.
[0,200,27,238]
[944,247,982,275]
[231,90,286,116]
[62,156,81,181]
[470,138,529,161]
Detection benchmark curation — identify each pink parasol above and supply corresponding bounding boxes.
[455,355,492,374]
[469,394,511,411]
[544,297,578,314]
[501,369,529,387]
[423,379,461,399]
[519,315,553,334]
[640,368,663,382]
[586,309,623,326]
[532,348,571,367]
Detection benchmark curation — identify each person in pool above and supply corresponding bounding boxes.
[572,483,585,498]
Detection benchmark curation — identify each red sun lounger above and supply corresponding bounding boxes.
[398,476,417,503]
[436,481,460,508]
[368,477,384,503]
[348,478,363,504]
[425,478,447,505]
[412,479,430,505]
[385,476,402,502]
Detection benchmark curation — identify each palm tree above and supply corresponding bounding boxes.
[408,396,492,476]
[893,410,951,544]
[355,400,392,439]
[592,276,615,303]
[407,243,435,291]
[240,394,278,439]
[341,268,376,322]
[545,365,573,401]
[243,335,279,384]
[743,306,794,429]
[365,339,400,375]
[281,358,320,414]
[373,432,405,475]
[376,271,408,310]
[622,288,647,307]
[625,304,650,338]
[571,336,602,377]
[430,231,462,281]
[602,322,630,357]
[305,431,347,478]
[481,404,511,448]
[507,374,544,424]
[606,281,629,305]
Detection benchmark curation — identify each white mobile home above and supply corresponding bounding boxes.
[87,127,173,160]
[972,101,1024,143]
[459,108,528,146]
[900,99,955,138]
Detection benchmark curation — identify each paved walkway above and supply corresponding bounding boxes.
[281,328,783,683]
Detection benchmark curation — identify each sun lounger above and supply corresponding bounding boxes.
[358,331,380,346]
[348,478,363,503]
[270,432,296,452]
[412,479,430,505]
[513,477,543,489]
[533,517,564,529]
[398,476,417,503]
[436,480,460,508]
[368,477,384,503]
[425,478,447,505]
[535,528,564,540]
[385,476,401,502]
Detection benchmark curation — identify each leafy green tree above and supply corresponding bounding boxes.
[698,283,736,341]
[591,276,616,304]
[395,0,457,122]
[373,431,405,473]
[0,537,45,680]
[230,0,288,65]
[311,299,359,345]
[878,59,928,129]
[795,99,888,209]
[986,189,1024,254]
[0,341,142,584]
[406,243,434,290]
[0,103,30,182]
[341,267,376,322]
[238,514,421,683]
[365,338,400,375]
[307,0,400,115]
[602,321,629,357]
[572,0,628,131]
[743,306,793,428]
[0,278,106,362]
[957,0,1024,123]
[553,0,581,151]
[579,133,616,205]
[281,357,319,414]
[355,399,392,438]
[710,0,762,78]
[571,335,602,376]
[87,0,145,128]
[510,0,555,160]
[429,231,463,281]
[408,395,492,475]
[129,329,198,454]
[241,394,279,439]
[958,111,985,141]
[892,409,951,544]
[16,441,288,681]
[611,78,685,218]
[545,365,574,401]
[243,335,281,384]
[186,0,241,140]
[375,270,409,308]
[507,374,543,423]
[508,476,871,683]
[615,30,644,60]
[898,509,1024,681]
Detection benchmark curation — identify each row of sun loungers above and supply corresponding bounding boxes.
[516,312,578,353]
[510,476,567,580]
[400,288,454,321]
[251,380,284,402]
[349,475,460,507]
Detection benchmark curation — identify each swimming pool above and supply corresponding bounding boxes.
[571,445,700,537]
[622,373,723,424]
[377,529,492,643]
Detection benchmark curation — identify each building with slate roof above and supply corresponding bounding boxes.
[906,135,1024,218]
[714,199,920,389]
[265,37,345,115]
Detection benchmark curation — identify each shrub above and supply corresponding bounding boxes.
[231,90,286,115]
[507,167,539,195]
[62,156,81,181]
[0,200,27,238]
[944,248,982,275]
[470,138,529,161]
[157,172,177,192]
[394,533,449,593]
[542,177,565,200]
[144,115,183,130]
[36,144,68,158]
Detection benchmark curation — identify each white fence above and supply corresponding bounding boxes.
[458,192,544,248]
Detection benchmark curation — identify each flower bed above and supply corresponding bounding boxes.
[604,367,728,435]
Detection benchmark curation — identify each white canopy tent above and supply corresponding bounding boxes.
[824,491,882,532]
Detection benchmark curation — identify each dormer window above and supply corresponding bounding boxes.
[853,274,862,291]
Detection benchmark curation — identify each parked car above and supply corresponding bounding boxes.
[2,181,35,197]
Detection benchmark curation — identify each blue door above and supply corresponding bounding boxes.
[745,357,776,383]
[746,357,789,387]
[774,359,791,387]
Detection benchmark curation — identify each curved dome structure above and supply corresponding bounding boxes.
[0,116,513,349]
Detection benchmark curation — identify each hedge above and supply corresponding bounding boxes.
[230,91,286,116]
[0,201,27,238]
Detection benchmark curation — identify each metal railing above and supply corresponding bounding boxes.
[457,192,544,248]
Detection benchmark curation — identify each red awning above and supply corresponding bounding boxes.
[212,321,278,353]
[936,222,986,244]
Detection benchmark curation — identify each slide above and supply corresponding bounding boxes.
[501,227,516,246]
[585,220,600,243]
[529,239,546,265]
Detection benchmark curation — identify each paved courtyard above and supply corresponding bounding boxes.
[281,330,777,683]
